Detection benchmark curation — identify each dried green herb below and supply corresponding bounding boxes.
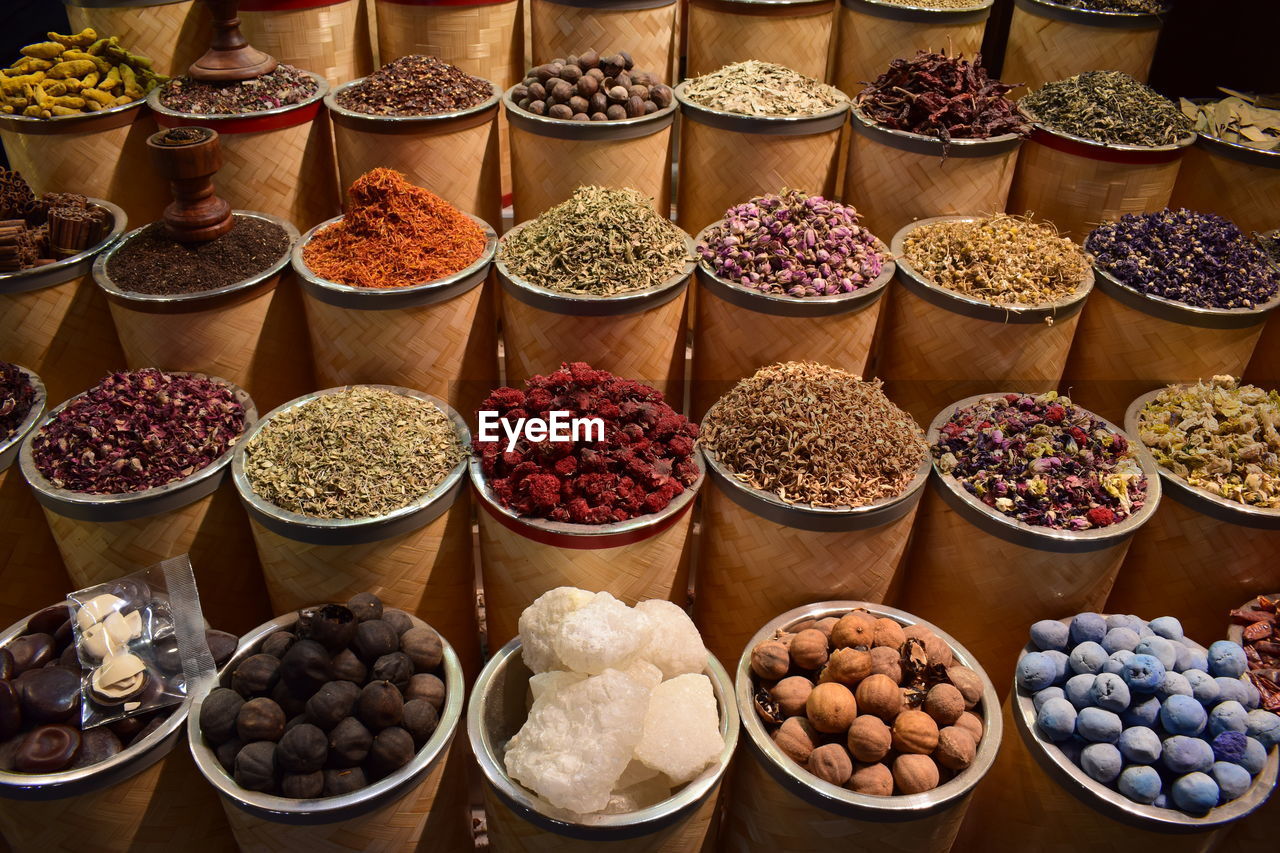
[875,0,987,7]
[243,387,464,520]
[499,186,690,295]
[1019,71,1192,147]
[1180,94,1280,151]
[682,61,846,117]
[1050,0,1165,11]
[1137,376,1280,509]
[700,362,927,507]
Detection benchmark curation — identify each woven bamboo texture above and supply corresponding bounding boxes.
[833,6,986,97]
[685,0,834,80]
[215,115,339,230]
[843,133,1019,241]
[953,695,1223,852]
[510,121,673,223]
[501,286,687,403]
[65,0,211,77]
[530,0,678,85]
[877,281,1081,427]
[44,481,271,634]
[1169,145,1280,235]
[1007,136,1181,242]
[478,503,695,649]
[1060,288,1265,424]
[0,737,234,852]
[333,112,502,227]
[901,487,1129,695]
[0,466,72,629]
[677,117,841,235]
[239,0,374,88]
[1002,4,1160,93]
[303,279,498,462]
[0,274,125,405]
[1245,316,1280,387]
[692,476,917,670]
[249,496,480,677]
[375,0,523,86]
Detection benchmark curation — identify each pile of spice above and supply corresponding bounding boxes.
[873,0,987,7]
[856,51,1028,144]
[1135,376,1279,509]
[2,28,165,117]
[1,361,36,442]
[933,392,1147,530]
[1261,232,1280,267]
[158,64,317,115]
[336,55,492,117]
[500,186,689,296]
[698,191,885,297]
[701,362,927,508]
[1230,596,1280,712]
[1086,209,1280,310]
[31,369,246,494]
[750,608,986,796]
[682,61,845,117]
[243,386,464,520]
[511,50,671,121]
[303,168,486,289]
[1020,71,1192,147]
[1181,94,1280,151]
[105,215,289,295]
[902,214,1090,306]
[473,362,700,524]
[1048,0,1165,11]
[0,169,111,270]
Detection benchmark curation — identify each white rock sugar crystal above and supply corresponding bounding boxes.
[615,758,662,789]
[553,592,653,675]
[520,587,594,673]
[620,660,663,691]
[529,671,585,703]
[604,776,672,814]
[635,599,708,679]
[634,674,723,785]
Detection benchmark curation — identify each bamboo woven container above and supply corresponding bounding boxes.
[469,633,739,853]
[472,451,704,649]
[690,227,894,419]
[1061,263,1280,424]
[1102,388,1280,645]
[1247,243,1280,388]
[901,394,1162,694]
[374,0,523,86]
[0,198,127,406]
[1002,0,1165,93]
[506,89,676,222]
[147,73,339,230]
[877,215,1093,427]
[833,0,992,98]
[93,211,312,413]
[530,0,680,82]
[685,0,835,80]
[1170,131,1280,235]
[675,85,848,235]
[190,608,473,852]
[0,102,166,227]
[693,444,930,668]
[1007,121,1194,242]
[724,601,1002,852]
[238,0,375,87]
[843,106,1023,240]
[62,0,212,78]
[497,223,695,401]
[17,374,271,634]
[0,611,233,853]
[1224,595,1280,849]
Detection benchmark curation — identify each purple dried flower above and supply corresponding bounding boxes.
[0,361,36,442]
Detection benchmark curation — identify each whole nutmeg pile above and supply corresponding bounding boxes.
[750,609,986,795]
[199,592,446,798]
[511,49,672,122]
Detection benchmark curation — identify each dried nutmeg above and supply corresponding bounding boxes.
[946,666,983,710]
[848,762,893,796]
[874,618,907,650]
[324,766,367,796]
[773,716,817,764]
[354,621,399,663]
[955,711,984,744]
[855,674,903,722]
[237,697,286,742]
[328,717,372,767]
[831,611,877,649]
[770,676,812,717]
[280,640,332,697]
[234,741,278,793]
[277,723,329,773]
[893,753,940,794]
[807,682,857,734]
[261,631,297,660]
[790,629,829,670]
[346,592,383,623]
[367,726,415,778]
[371,653,414,691]
[847,714,892,763]
[404,673,445,710]
[232,654,281,698]
[200,687,245,743]
[330,649,367,684]
[399,627,443,672]
[306,680,360,730]
[750,639,790,680]
[935,726,977,771]
[297,604,358,653]
[807,743,853,786]
[402,699,439,747]
[923,683,965,727]
[358,681,404,730]
[891,710,939,754]
[869,646,902,684]
[822,648,872,687]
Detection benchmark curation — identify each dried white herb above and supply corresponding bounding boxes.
[682,61,846,118]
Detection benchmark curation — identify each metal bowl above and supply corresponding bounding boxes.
[1015,0,1168,27]
[502,86,676,142]
[841,0,993,23]
[0,199,127,297]
[1088,262,1280,330]
[849,104,1025,158]
[147,71,330,127]
[0,365,45,473]
[675,81,849,135]
[325,78,502,132]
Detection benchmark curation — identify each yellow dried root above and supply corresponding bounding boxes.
[3,29,159,116]
[19,42,64,60]
[49,29,97,49]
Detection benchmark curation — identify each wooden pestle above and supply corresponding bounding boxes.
[146,127,235,243]
[188,0,277,82]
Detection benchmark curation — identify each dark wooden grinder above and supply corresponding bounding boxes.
[146,126,235,243]
[189,0,278,82]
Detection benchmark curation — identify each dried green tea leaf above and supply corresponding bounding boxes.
[1020,71,1191,147]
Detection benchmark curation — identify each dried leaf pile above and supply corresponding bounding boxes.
[1020,71,1192,146]
[1181,94,1280,151]
[682,61,846,117]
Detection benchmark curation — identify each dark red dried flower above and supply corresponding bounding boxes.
[0,361,36,442]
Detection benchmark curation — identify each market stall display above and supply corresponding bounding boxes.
[685,0,834,81]
[237,0,374,87]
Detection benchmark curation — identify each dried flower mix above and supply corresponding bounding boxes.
[31,369,246,494]
[500,186,690,296]
[336,55,491,116]
[243,386,465,520]
[0,361,36,442]
[698,190,885,297]
[2,29,165,118]
[474,363,700,524]
[1136,376,1280,509]
[1019,71,1192,147]
[682,61,845,118]
[1086,209,1280,310]
[1048,0,1165,10]
[701,362,927,508]
[158,64,317,115]
[933,392,1147,530]
[1180,94,1280,152]
[0,169,111,271]
[1261,232,1280,268]
[106,215,289,295]
[512,49,671,121]
[302,168,486,289]
[902,214,1090,306]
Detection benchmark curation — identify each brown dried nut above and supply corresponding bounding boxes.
[400,627,443,672]
[528,81,546,100]
[789,629,829,670]
[605,104,627,121]
[382,609,414,636]
[330,649,367,684]
[282,771,324,798]
[215,738,243,772]
[946,667,983,710]
[549,103,573,120]
[893,753,940,794]
[891,710,939,754]
[372,652,414,691]
[791,619,816,633]
[305,681,360,730]
[206,630,239,668]
[770,676,813,718]
[935,726,977,771]
[297,604,358,652]
[277,723,328,773]
[232,654,281,698]
[405,673,445,710]
[626,95,645,117]
[812,617,839,641]
[588,92,608,114]
[822,648,872,687]
[367,726,415,778]
[402,698,439,747]
[234,741,278,793]
[650,84,673,109]
[847,714,892,763]
[358,681,404,731]
[955,711,984,744]
[576,75,599,98]
[346,592,384,623]
[903,625,953,667]
[848,762,894,796]
[807,682,857,734]
[831,611,877,649]
[354,621,399,663]
[855,674,903,722]
[807,743,853,786]
[237,697,286,742]
[200,687,245,744]
[568,95,588,115]
[773,716,817,765]
[923,683,965,727]
[579,49,600,69]
[280,640,332,698]
[328,717,372,767]
[271,680,307,719]
[750,639,791,680]
[873,618,906,650]
[324,766,367,796]
[868,646,902,684]
[551,80,574,102]
[261,631,296,659]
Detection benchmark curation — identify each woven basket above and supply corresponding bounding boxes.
[686,0,835,80]
[1247,317,1280,387]
[877,215,1092,427]
[62,0,212,78]
[675,85,847,235]
[1169,136,1280,235]
[901,395,1162,694]
[843,106,1022,240]
[1002,0,1164,93]
[530,0,679,84]
[1060,264,1278,424]
[374,0,523,87]
[238,0,375,87]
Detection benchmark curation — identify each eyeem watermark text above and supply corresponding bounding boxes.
[477,410,605,452]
